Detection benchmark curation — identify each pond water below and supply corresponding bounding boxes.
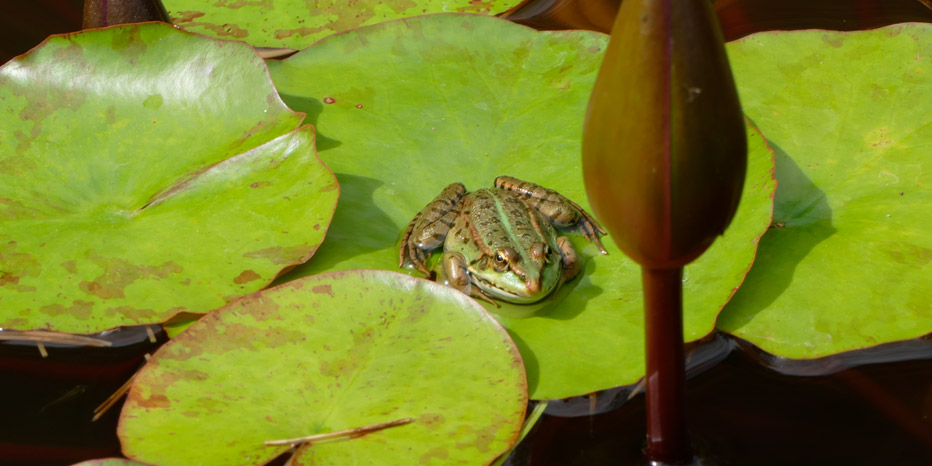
[3,327,930,465]
[512,333,932,465]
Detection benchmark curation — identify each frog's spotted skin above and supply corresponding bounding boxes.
[400,176,607,305]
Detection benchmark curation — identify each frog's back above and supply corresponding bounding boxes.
[444,188,556,259]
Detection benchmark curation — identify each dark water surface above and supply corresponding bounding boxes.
[506,0,932,40]
[516,335,932,465]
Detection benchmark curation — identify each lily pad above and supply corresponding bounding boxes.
[0,23,338,334]
[718,24,932,359]
[267,14,775,399]
[71,459,150,466]
[164,0,522,50]
[118,270,527,466]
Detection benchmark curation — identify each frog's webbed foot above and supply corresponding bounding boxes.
[442,251,500,308]
[399,220,432,275]
[494,176,608,255]
[399,182,467,275]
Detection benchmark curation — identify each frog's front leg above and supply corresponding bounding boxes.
[442,251,499,307]
[555,236,580,292]
[400,182,466,275]
[494,176,608,254]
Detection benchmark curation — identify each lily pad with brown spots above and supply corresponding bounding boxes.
[118,270,527,466]
[267,14,776,399]
[0,23,338,334]
[164,0,523,50]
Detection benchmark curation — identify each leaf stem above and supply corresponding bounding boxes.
[264,417,414,447]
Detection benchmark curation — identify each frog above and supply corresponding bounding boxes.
[399,176,607,305]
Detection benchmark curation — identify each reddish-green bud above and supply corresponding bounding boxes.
[582,0,746,269]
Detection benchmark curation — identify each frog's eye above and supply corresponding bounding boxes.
[493,254,510,272]
[493,248,517,272]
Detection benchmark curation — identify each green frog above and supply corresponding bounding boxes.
[399,176,607,305]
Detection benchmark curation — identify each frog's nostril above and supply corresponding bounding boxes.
[526,278,539,293]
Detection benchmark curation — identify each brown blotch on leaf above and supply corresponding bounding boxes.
[418,412,446,430]
[136,393,171,409]
[323,97,336,104]
[455,416,501,453]
[173,10,206,23]
[200,22,249,39]
[1,241,42,285]
[312,284,334,297]
[103,305,161,320]
[41,300,95,321]
[419,446,449,464]
[0,272,21,287]
[233,270,261,284]
[79,253,183,299]
[61,260,78,274]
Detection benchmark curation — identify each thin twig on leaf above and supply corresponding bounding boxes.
[264,417,414,447]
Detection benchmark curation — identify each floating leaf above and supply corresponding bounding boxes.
[164,0,523,49]
[71,459,150,466]
[0,23,338,334]
[268,14,775,399]
[718,24,932,359]
[118,270,527,466]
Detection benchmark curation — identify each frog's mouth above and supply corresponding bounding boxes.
[470,271,548,304]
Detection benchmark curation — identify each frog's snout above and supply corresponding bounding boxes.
[525,275,541,294]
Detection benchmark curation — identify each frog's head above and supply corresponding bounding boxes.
[471,243,562,304]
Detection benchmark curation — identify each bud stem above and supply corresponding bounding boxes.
[642,266,692,464]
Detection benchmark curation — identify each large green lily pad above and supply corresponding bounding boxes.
[119,270,527,466]
[717,24,932,359]
[268,14,775,399]
[0,23,338,334]
[165,0,522,50]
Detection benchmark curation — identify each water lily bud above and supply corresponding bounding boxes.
[582,0,746,269]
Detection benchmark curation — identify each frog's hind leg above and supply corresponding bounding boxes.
[399,182,467,275]
[494,176,608,255]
